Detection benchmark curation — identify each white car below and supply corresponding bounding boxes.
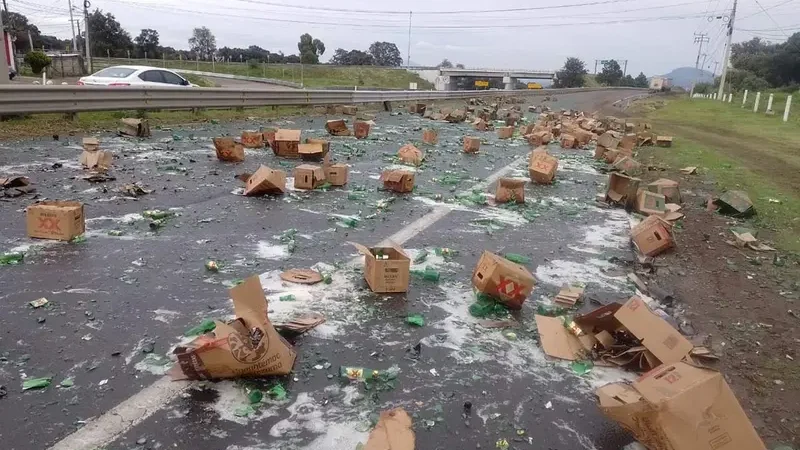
[78,65,197,87]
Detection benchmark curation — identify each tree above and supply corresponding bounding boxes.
[634,72,648,88]
[553,57,587,88]
[596,59,624,86]
[81,10,133,58]
[134,29,160,59]
[620,74,636,87]
[455,63,465,69]
[437,58,453,68]
[330,48,374,65]
[189,27,216,60]
[298,33,325,64]
[24,51,51,74]
[368,41,402,67]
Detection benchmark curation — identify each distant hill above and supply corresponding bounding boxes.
[659,67,714,89]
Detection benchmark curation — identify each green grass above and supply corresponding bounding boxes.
[93,58,435,90]
[638,96,800,252]
[0,106,308,140]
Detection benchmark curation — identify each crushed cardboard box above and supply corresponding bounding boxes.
[632,215,674,257]
[663,203,684,222]
[241,131,264,149]
[305,138,330,156]
[1,176,35,198]
[594,145,608,160]
[244,166,286,196]
[497,126,514,139]
[119,118,150,137]
[298,143,325,162]
[82,137,100,152]
[528,152,558,184]
[647,178,681,204]
[293,164,326,190]
[422,129,438,144]
[273,129,302,158]
[170,276,297,380]
[472,251,536,310]
[728,230,775,252]
[597,132,620,149]
[463,136,481,154]
[382,170,415,193]
[597,362,767,450]
[397,144,424,166]
[26,200,85,241]
[354,120,371,139]
[80,137,112,170]
[350,242,410,293]
[715,190,754,217]
[213,137,245,163]
[472,118,492,131]
[612,156,643,176]
[495,178,525,204]
[680,166,697,175]
[606,173,641,209]
[364,408,415,450]
[325,163,348,186]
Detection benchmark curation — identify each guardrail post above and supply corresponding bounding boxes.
[741,90,748,107]
[383,101,392,112]
[753,92,761,112]
[63,112,77,121]
[784,95,792,122]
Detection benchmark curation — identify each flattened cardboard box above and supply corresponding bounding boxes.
[293,164,326,190]
[472,251,535,310]
[26,201,85,241]
[241,131,264,149]
[529,153,558,184]
[350,242,410,293]
[213,137,245,162]
[245,165,286,196]
[325,163,348,186]
[632,215,674,257]
[597,362,767,450]
[273,129,301,158]
[495,178,525,204]
[463,136,481,153]
[382,170,415,193]
[171,276,296,380]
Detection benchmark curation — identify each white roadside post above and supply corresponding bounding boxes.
[784,96,792,122]
[742,90,748,107]
[753,92,761,112]
[766,93,774,114]
[728,93,733,103]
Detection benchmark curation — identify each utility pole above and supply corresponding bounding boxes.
[691,33,709,95]
[83,0,92,73]
[75,19,81,53]
[406,11,412,67]
[711,60,719,78]
[622,60,628,77]
[717,0,737,101]
[27,30,34,51]
[0,10,10,85]
[67,0,77,52]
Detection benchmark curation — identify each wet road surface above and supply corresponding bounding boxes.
[1,90,643,450]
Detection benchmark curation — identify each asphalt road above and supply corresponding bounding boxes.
[0,90,643,450]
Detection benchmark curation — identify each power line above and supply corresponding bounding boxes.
[750,0,794,38]
[737,0,796,20]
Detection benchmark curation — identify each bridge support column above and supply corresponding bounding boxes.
[503,76,515,90]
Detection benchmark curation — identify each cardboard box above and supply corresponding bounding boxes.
[422,129,438,144]
[636,189,667,216]
[354,120,371,139]
[305,138,330,156]
[397,144,424,166]
[382,170,415,193]
[560,134,577,149]
[325,163,348,186]
[497,126,514,139]
[244,165,286,196]
[119,118,150,137]
[26,201,85,241]
[527,130,551,147]
[615,296,692,364]
[519,123,535,136]
[495,178,525,204]
[446,109,467,123]
[656,136,673,147]
[612,156,643,176]
[350,242,410,293]
[82,137,100,152]
[597,362,767,450]
[273,129,301,158]
[213,137,245,163]
[594,145,608,160]
[171,276,296,380]
[298,143,325,161]
[463,136,481,153]
[535,315,590,360]
[597,132,620,149]
[473,118,491,131]
[647,178,681,203]
[619,133,637,151]
[79,148,113,170]
[263,129,277,149]
[408,103,426,114]
[529,153,559,184]
[716,190,754,216]
[472,251,536,310]
[241,131,264,149]
[631,215,674,257]
[364,408,415,450]
[606,173,641,209]
[293,164,326,190]
[342,105,357,115]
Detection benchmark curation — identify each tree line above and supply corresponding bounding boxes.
[708,33,800,93]
[553,57,648,89]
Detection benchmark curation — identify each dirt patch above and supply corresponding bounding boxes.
[633,165,800,446]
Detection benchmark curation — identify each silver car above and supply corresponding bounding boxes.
[78,65,196,87]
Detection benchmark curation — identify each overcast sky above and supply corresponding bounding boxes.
[10,0,800,76]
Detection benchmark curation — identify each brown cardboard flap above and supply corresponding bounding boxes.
[349,241,373,257]
[229,276,269,318]
[275,129,301,141]
[364,408,415,450]
[615,296,692,365]
[535,315,583,361]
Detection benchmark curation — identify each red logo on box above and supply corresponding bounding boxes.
[497,277,522,299]
[38,217,61,232]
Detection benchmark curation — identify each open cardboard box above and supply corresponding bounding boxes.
[170,276,296,380]
[244,165,286,196]
[495,178,525,204]
[350,242,410,293]
[273,129,301,158]
[606,173,641,209]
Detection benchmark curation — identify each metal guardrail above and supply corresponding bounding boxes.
[0,86,647,115]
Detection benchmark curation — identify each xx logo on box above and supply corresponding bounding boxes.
[38,217,61,232]
[497,277,522,299]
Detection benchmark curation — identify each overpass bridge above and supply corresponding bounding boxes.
[410,67,557,91]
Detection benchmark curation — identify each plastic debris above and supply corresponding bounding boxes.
[29,297,49,308]
[407,313,425,327]
[22,376,52,390]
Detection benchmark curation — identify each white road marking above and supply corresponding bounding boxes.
[48,151,528,450]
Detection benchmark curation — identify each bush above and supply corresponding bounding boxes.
[247,59,260,70]
[24,51,52,75]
